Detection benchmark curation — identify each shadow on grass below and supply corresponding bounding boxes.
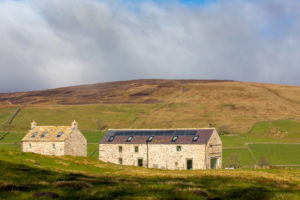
[0,160,298,200]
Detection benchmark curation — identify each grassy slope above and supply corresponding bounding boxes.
[1,80,300,135]
[0,150,300,200]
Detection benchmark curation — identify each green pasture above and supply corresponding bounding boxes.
[0,104,160,132]
[223,148,255,167]
[248,120,300,142]
[249,144,300,165]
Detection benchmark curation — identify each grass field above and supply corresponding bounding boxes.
[249,144,300,165]
[223,148,256,167]
[0,150,300,200]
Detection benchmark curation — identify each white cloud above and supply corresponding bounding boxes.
[1,0,300,92]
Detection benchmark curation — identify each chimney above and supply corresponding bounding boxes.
[72,120,78,129]
[31,121,37,129]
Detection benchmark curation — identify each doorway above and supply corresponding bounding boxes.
[187,159,193,170]
[210,158,218,169]
[138,158,143,167]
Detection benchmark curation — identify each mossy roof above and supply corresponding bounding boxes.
[22,126,73,142]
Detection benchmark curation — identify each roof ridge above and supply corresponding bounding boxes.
[108,128,215,130]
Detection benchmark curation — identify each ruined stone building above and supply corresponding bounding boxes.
[99,128,222,170]
[22,121,87,157]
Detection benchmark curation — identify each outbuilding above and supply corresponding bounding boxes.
[22,121,87,157]
[99,128,222,170]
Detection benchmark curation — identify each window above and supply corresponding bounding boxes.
[172,136,178,142]
[135,146,139,153]
[40,131,48,138]
[119,158,123,164]
[127,136,133,142]
[119,146,122,153]
[56,131,64,138]
[108,136,115,142]
[176,146,182,152]
[147,136,154,142]
[29,143,31,149]
[31,132,38,138]
[52,144,55,149]
[192,136,199,142]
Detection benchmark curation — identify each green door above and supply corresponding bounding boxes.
[187,159,193,170]
[211,158,218,169]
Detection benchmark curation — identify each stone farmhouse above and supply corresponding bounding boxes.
[22,121,87,157]
[99,128,222,170]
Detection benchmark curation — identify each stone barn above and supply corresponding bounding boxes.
[99,128,222,170]
[22,121,87,157]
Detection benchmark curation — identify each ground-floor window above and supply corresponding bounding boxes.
[119,158,123,164]
[29,143,31,149]
[52,143,55,150]
[137,158,143,166]
[119,146,122,153]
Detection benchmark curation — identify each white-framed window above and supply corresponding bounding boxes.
[52,143,55,150]
[29,143,31,149]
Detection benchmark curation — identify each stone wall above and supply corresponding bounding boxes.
[99,144,206,170]
[64,129,87,157]
[206,130,222,169]
[22,141,64,156]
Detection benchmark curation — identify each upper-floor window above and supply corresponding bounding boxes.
[192,136,199,142]
[127,136,133,142]
[119,146,123,153]
[135,146,139,153]
[176,146,182,152]
[108,136,115,142]
[172,136,178,142]
[147,136,154,142]
[29,143,31,149]
[52,143,55,149]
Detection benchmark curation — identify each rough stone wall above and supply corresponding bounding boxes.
[206,130,222,169]
[22,141,64,156]
[64,129,87,157]
[99,144,206,170]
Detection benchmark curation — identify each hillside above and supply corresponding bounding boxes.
[0,149,299,200]
[1,79,300,139]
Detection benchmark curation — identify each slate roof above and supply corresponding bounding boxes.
[99,129,215,144]
[22,126,73,142]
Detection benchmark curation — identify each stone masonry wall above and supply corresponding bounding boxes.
[64,129,87,157]
[99,144,206,170]
[22,141,64,156]
[206,130,222,169]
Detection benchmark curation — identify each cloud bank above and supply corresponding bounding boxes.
[1,0,300,92]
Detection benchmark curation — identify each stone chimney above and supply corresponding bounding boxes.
[72,120,78,129]
[31,121,37,129]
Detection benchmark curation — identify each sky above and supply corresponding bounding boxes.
[1,0,300,92]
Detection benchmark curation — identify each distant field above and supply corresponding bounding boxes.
[220,136,244,147]
[249,144,300,165]
[223,148,255,167]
